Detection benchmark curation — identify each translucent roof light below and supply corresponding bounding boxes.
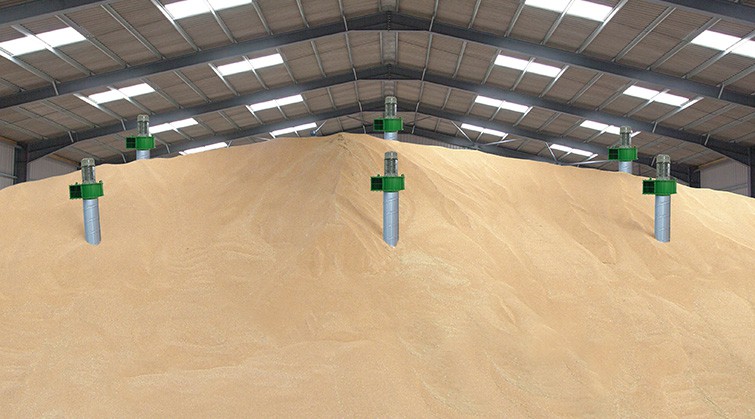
[580,120,609,131]
[88,90,125,104]
[567,1,613,21]
[37,28,86,47]
[733,40,755,59]
[495,54,561,78]
[624,86,659,100]
[0,26,86,56]
[474,96,529,113]
[86,83,155,104]
[550,144,596,158]
[271,122,317,137]
[654,92,689,107]
[166,0,252,19]
[119,83,155,97]
[150,118,199,134]
[248,53,284,69]
[217,61,252,76]
[0,36,46,55]
[180,142,228,155]
[248,94,304,112]
[623,86,689,107]
[691,30,741,51]
[461,123,507,138]
[525,0,613,22]
[217,53,284,76]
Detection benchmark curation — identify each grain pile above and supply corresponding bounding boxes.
[0,134,753,417]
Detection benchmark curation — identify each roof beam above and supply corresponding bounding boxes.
[25,65,743,169]
[402,100,694,182]
[2,11,752,113]
[643,0,755,25]
[0,0,117,28]
[96,100,692,182]
[0,13,397,110]
[26,67,384,160]
[387,13,754,108]
[387,66,750,165]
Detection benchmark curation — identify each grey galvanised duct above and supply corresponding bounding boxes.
[136,114,151,161]
[618,126,633,174]
[655,154,672,243]
[81,158,102,246]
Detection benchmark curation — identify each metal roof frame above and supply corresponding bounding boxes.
[646,0,755,25]
[22,64,750,166]
[2,11,752,112]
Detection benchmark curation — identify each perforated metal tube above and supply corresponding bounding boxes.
[80,158,101,245]
[655,154,672,243]
[620,126,632,148]
[137,114,150,136]
[83,198,101,245]
[136,114,150,160]
[656,154,671,180]
[383,151,399,247]
[655,195,670,242]
[385,96,397,118]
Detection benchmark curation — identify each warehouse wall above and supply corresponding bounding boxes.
[27,157,77,182]
[700,159,750,197]
[0,141,15,190]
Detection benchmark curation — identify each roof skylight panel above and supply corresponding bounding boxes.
[165,0,252,19]
[86,83,155,104]
[550,144,597,158]
[217,61,253,76]
[733,40,755,59]
[248,95,304,112]
[691,30,755,59]
[150,118,199,134]
[461,123,507,138]
[36,28,86,47]
[654,92,689,107]
[0,36,47,55]
[217,54,284,76]
[0,27,86,56]
[475,96,529,113]
[495,54,561,78]
[525,0,613,22]
[691,30,741,51]
[165,0,212,19]
[271,122,317,137]
[623,86,690,107]
[623,86,659,100]
[180,142,228,155]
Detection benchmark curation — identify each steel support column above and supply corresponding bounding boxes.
[13,144,28,184]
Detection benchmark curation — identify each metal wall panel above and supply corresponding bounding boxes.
[700,160,750,196]
[27,157,77,182]
[0,178,12,190]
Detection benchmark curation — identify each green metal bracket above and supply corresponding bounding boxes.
[371,175,405,192]
[642,178,677,196]
[69,182,104,200]
[125,135,155,151]
[373,118,403,133]
[608,147,638,162]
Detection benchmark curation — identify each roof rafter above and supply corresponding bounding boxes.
[3,11,753,112]
[94,100,695,183]
[23,64,750,165]
[25,72,696,181]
